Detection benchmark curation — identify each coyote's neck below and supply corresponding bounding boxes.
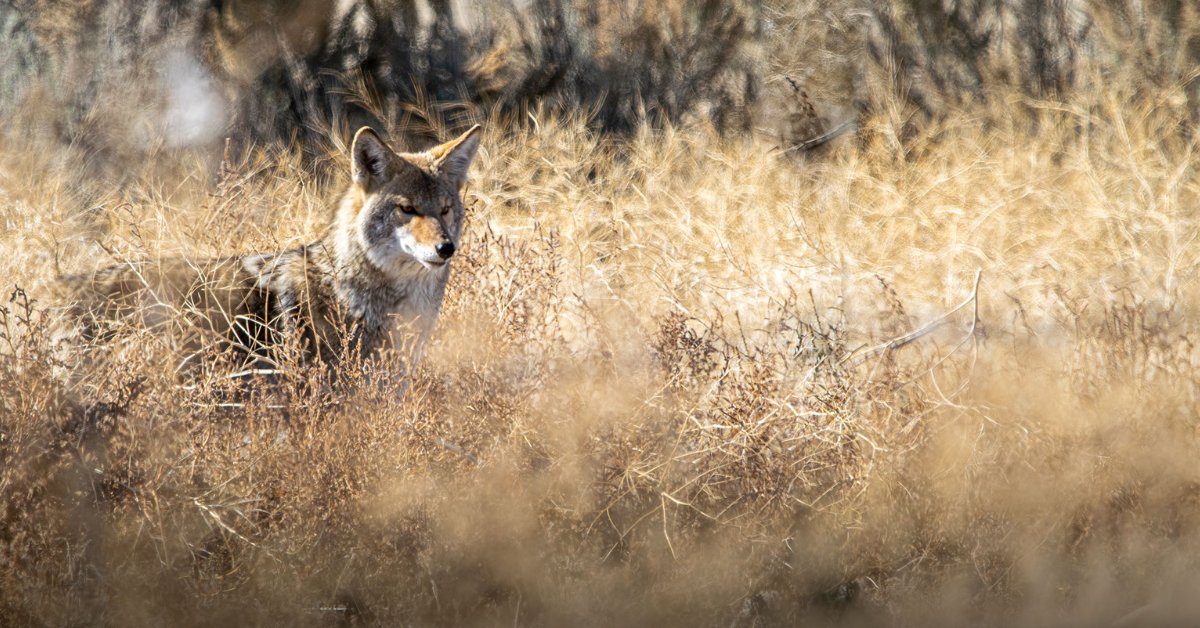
[328,190,449,329]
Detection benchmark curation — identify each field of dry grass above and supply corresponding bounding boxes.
[4,2,1200,626]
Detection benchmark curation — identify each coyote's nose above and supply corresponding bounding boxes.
[435,242,456,259]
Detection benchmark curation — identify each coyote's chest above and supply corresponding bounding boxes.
[246,243,449,363]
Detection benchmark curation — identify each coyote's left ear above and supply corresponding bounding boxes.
[431,125,482,188]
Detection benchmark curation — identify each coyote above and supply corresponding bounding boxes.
[59,125,482,376]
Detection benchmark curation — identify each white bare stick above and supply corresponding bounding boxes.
[841,269,983,368]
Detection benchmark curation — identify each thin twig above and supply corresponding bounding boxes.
[841,269,983,368]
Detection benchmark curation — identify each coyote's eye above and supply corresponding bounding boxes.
[440,206,451,216]
[399,205,418,216]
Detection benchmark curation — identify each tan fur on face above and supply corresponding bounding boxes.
[407,215,446,247]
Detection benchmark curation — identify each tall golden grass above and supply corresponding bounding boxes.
[4,5,1200,627]
[2,91,1197,625]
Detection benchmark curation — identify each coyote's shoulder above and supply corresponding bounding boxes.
[59,125,482,373]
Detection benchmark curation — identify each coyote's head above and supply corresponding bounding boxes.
[340,125,482,274]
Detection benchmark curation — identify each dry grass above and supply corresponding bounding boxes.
[4,3,1200,627]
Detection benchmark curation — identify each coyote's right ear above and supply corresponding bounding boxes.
[430,125,482,188]
[351,127,394,188]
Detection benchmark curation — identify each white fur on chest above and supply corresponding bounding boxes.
[389,269,447,330]
[341,263,449,335]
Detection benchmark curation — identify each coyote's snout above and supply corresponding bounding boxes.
[59,125,483,373]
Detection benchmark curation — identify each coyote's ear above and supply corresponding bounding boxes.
[430,125,482,188]
[351,127,394,188]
